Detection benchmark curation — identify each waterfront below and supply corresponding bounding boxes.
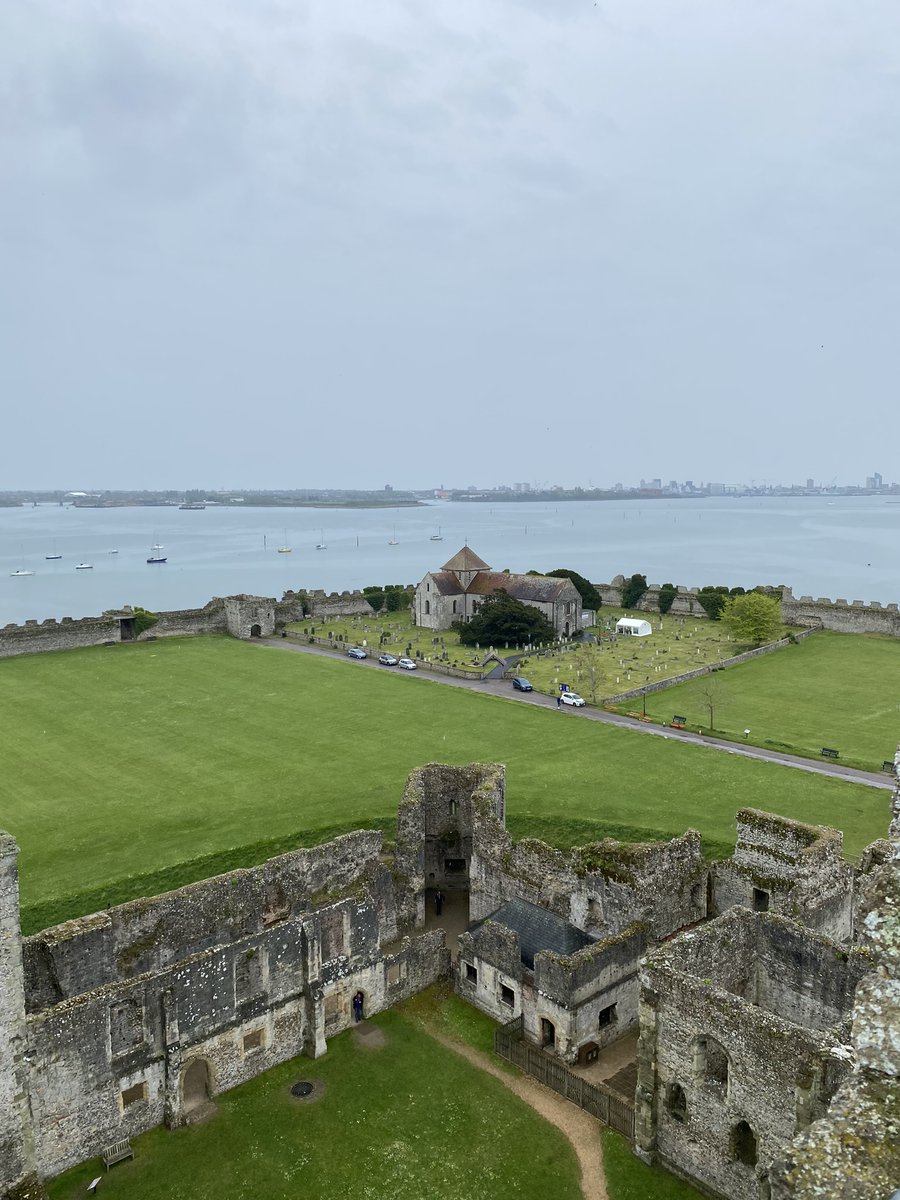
[0,497,898,626]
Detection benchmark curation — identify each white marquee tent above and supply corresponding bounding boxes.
[616,617,652,637]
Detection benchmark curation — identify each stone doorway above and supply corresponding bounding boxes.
[250,623,262,637]
[541,1018,556,1048]
[182,1058,213,1120]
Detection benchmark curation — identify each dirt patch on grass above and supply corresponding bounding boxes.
[352,1022,386,1050]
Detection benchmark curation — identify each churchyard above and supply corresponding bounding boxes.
[0,635,884,936]
[609,630,900,772]
[512,606,798,701]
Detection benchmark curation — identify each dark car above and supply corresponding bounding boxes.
[512,676,533,691]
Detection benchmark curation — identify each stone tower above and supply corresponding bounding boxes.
[223,595,276,640]
[0,834,43,1200]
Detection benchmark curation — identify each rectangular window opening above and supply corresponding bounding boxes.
[465,962,478,984]
[500,984,515,1007]
[752,888,770,913]
[121,1081,147,1108]
[598,1003,618,1028]
[242,1029,265,1054]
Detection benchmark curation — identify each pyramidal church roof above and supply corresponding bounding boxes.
[441,546,491,573]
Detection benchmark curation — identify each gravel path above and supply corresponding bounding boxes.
[422,1027,608,1200]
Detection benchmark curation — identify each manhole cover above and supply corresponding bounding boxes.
[291,1081,314,1098]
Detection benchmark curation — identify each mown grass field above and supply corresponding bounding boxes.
[612,631,900,771]
[1,636,887,931]
[47,1008,583,1200]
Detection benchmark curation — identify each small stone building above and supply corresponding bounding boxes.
[414,546,582,637]
[634,908,873,1200]
[457,898,646,1062]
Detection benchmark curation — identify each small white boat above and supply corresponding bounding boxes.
[388,527,399,545]
[316,529,327,550]
[430,526,443,541]
[45,554,62,561]
[109,549,119,555]
[75,562,93,570]
[11,568,34,577]
[277,529,291,553]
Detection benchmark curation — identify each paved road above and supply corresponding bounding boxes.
[258,637,894,792]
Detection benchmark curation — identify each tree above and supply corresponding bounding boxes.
[546,568,602,611]
[454,589,556,647]
[621,574,648,609]
[698,674,728,731]
[384,586,409,612]
[721,592,782,646]
[132,607,159,637]
[696,586,728,620]
[657,583,678,614]
[363,586,384,613]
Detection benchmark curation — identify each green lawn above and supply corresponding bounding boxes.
[1,637,887,931]
[612,631,900,771]
[602,1130,704,1200]
[47,1010,583,1200]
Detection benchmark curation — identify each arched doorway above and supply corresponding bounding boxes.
[182,1059,211,1115]
[250,623,262,638]
[564,621,570,637]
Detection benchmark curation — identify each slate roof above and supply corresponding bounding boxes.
[466,571,574,602]
[441,546,491,573]
[470,897,595,970]
[428,570,464,596]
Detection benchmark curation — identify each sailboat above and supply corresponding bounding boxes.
[430,526,443,541]
[45,542,62,560]
[316,529,327,550]
[10,568,34,577]
[75,562,93,570]
[147,539,166,564]
[388,527,398,545]
[277,529,292,554]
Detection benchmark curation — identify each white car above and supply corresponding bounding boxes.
[560,691,585,707]
[397,657,417,670]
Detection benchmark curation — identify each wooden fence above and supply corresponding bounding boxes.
[494,1015,634,1140]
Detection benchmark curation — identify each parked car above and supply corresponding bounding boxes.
[560,691,585,707]
[378,652,399,666]
[347,647,367,659]
[397,657,417,670]
[511,676,533,691]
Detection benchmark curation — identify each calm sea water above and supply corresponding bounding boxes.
[0,497,897,626]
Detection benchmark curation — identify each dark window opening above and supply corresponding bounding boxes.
[667,1082,687,1123]
[697,1037,729,1089]
[449,799,458,816]
[541,1018,556,1047]
[121,1082,147,1108]
[242,1029,265,1054]
[732,1120,758,1166]
[465,962,478,984]
[753,888,770,912]
[598,1003,618,1028]
[444,858,466,873]
[500,984,515,1007]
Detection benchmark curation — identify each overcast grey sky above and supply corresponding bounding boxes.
[2,1,898,490]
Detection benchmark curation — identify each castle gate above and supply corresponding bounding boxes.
[182,1058,212,1114]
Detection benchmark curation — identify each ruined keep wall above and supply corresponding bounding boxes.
[470,830,705,943]
[0,837,44,1200]
[712,809,853,940]
[770,754,900,1198]
[636,910,867,1200]
[23,831,389,1008]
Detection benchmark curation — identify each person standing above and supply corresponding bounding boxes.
[557,694,562,709]
[434,890,444,916]
[352,991,364,1023]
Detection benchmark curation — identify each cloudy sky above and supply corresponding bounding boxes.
[2,1,898,490]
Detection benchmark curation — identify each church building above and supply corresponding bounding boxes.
[414,546,582,637]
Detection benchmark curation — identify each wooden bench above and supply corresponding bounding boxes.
[102,1140,134,1170]
[820,747,840,759]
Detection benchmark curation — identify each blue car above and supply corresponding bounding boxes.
[512,676,533,691]
[347,647,367,659]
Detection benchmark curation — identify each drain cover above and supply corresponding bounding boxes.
[291,1081,313,1098]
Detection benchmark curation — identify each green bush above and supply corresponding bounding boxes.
[621,574,648,609]
[657,583,678,614]
[696,587,728,620]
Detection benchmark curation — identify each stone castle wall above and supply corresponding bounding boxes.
[595,577,900,636]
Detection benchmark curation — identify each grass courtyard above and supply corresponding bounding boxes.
[0,636,887,933]
[611,631,900,771]
[47,1007,584,1200]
